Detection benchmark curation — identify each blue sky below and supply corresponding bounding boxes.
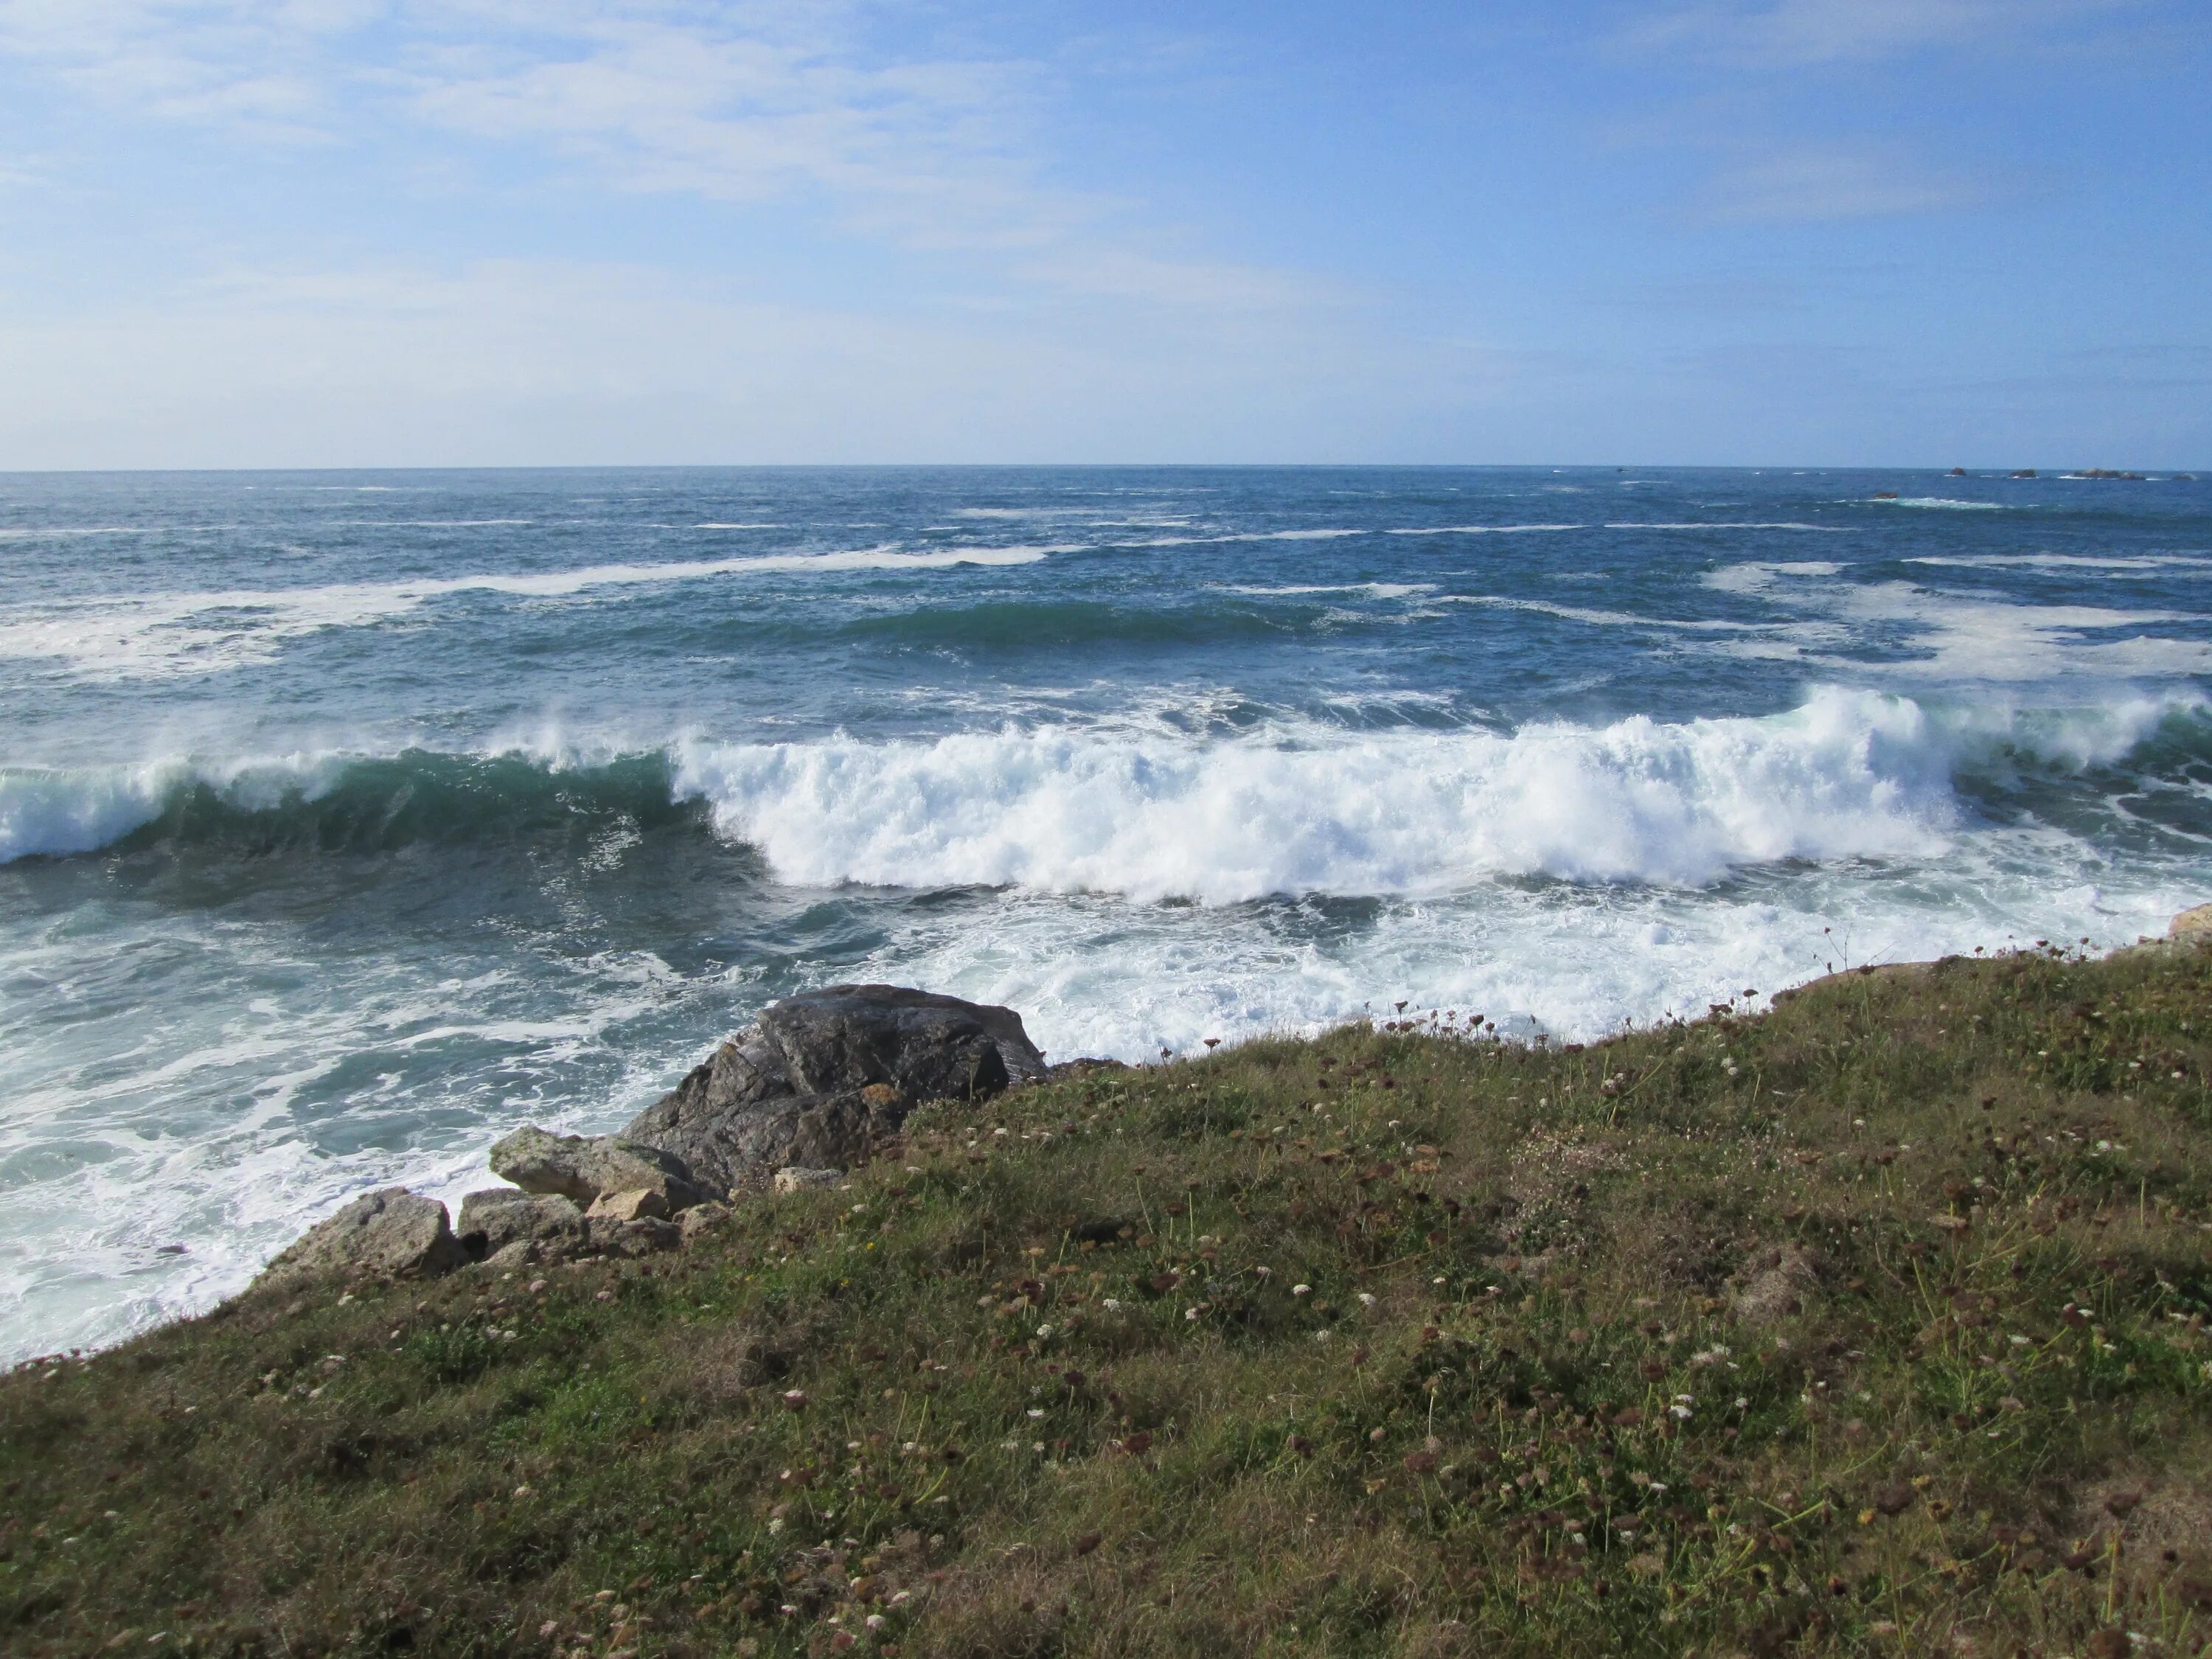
[0,1,2205,467]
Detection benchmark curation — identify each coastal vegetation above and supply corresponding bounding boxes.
[7,939,2212,1657]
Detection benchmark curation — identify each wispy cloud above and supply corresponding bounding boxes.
[0,0,373,137]
[1695,143,1987,222]
[1624,0,2135,67]
[0,1,1318,307]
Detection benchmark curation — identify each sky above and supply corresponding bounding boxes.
[0,1,2205,469]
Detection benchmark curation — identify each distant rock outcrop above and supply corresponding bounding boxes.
[622,984,1048,1192]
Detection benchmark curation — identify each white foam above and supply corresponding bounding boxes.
[1907,554,2212,572]
[1382,524,1585,535]
[0,526,167,540]
[1877,498,2007,511]
[1708,562,2212,681]
[1605,523,1846,533]
[1442,594,1776,633]
[1121,529,1365,549]
[0,545,1062,682]
[861,868,2197,1076]
[1223,582,1438,600]
[665,689,2166,902]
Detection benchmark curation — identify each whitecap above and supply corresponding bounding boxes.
[0,545,1065,681]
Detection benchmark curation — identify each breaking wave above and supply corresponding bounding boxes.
[7,689,2204,897]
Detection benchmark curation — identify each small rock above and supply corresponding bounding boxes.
[259,1189,466,1287]
[586,1216,681,1257]
[456,1188,588,1260]
[586,1188,669,1222]
[678,1201,733,1241]
[487,1126,714,1211]
[1728,1242,1820,1325]
[773,1167,845,1194]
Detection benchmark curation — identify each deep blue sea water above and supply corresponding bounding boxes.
[4,465,2209,1361]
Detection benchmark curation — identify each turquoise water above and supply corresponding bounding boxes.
[3,465,2208,1360]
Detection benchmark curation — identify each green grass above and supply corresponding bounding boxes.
[8,942,2212,1658]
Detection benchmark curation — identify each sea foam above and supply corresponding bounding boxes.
[672,689,2191,901]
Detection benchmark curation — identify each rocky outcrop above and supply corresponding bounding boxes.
[260,1189,467,1287]
[487,1127,713,1211]
[257,985,1049,1290]
[2170,905,2212,942]
[622,984,1047,1192]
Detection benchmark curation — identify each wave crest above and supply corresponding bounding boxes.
[7,690,2200,893]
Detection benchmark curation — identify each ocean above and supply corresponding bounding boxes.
[2,465,2208,1363]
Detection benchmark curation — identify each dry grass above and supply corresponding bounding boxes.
[7,940,2212,1657]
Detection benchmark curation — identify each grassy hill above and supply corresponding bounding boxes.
[7,939,2212,1658]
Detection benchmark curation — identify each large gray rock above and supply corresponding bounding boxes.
[455,1187,589,1259]
[623,984,1047,1192]
[260,1189,467,1287]
[487,1126,714,1209]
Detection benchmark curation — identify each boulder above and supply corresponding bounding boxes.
[456,1187,590,1259]
[623,984,1046,1192]
[487,1126,714,1210]
[773,1166,845,1194]
[2169,904,2212,942]
[260,1189,466,1287]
